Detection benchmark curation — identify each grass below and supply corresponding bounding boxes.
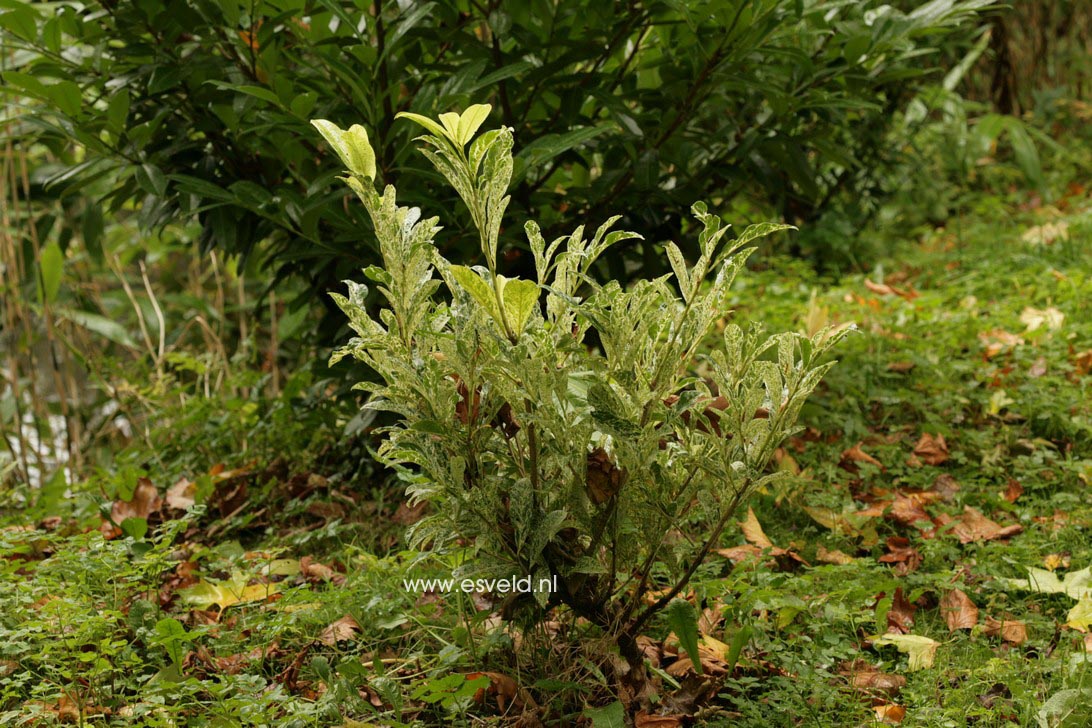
[2,187,1091,726]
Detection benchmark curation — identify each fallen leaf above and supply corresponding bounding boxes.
[840,660,907,697]
[1066,595,1092,632]
[937,506,1023,544]
[816,545,855,565]
[940,589,979,631]
[931,474,961,502]
[1002,479,1023,504]
[392,499,428,525]
[635,712,684,727]
[740,507,775,549]
[718,508,808,569]
[177,574,280,611]
[886,492,935,530]
[300,556,346,586]
[1044,554,1070,571]
[1003,565,1092,599]
[865,278,919,301]
[165,477,196,511]
[1020,306,1064,332]
[873,634,939,670]
[912,433,949,466]
[101,478,161,539]
[886,588,917,633]
[1021,221,1069,246]
[466,671,520,712]
[1074,350,1092,377]
[878,536,922,575]
[984,616,1027,645]
[840,442,884,471]
[852,673,906,697]
[803,506,878,545]
[874,704,907,724]
[887,361,915,373]
[318,615,360,645]
[978,329,1024,359]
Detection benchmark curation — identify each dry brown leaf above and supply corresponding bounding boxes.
[816,545,855,565]
[985,616,1027,645]
[912,433,949,466]
[978,329,1024,359]
[165,477,196,511]
[1074,350,1092,377]
[932,474,961,502]
[699,604,724,635]
[466,671,519,712]
[318,615,360,646]
[938,506,1023,544]
[940,589,979,631]
[865,278,918,301]
[635,712,684,727]
[636,635,662,668]
[300,556,346,586]
[874,704,907,724]
[392,499,428,525]
[840,442,884,471]
[715,544,764,563]
[887,361,916,373]
[886,587,917,634]
[726,508,808,569]
[1003,479,1024,504]
[878,536,922,575]
[847,669,906,697]
[886,492,935,530]
[740,507,775,549]
[101,477,161,539]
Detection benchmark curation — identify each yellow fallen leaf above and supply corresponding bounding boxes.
[1066,595,1092,632]
[178,574,279,610]
[872,634,939,671]
[1020,306,1064,332]
[1003,566,1092,600]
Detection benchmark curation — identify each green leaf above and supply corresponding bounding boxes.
[153,618,190,666]
[733,222,796,249]
[456,103,492,145]
[0,4,39,41]
[584,701,625,728]
[499,276,539,334]
[665,598,702,676]
[449,265,499,321]
[206,81,281,106]
[120,517,148,540]
[311,119,376,180]
[37,242,63,303]
[726,625,752,673]
[1003,117,1043,190]
[396,111,450,142]
[135,163,168,197]
[665,242,691,300]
